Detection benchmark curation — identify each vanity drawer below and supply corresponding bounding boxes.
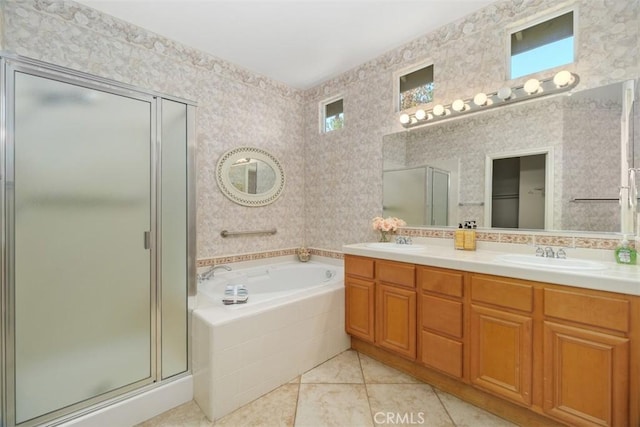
[345,255,375,279]
[471,274,533,312]
[544,288,629,332]
[421,295,463,338]
[420,330,463,378]
[377,260,415,288]
[418,267,463,298]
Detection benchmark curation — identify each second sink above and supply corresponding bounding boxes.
[495,254,607,271]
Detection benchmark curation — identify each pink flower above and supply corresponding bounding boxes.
[371,216,406,232]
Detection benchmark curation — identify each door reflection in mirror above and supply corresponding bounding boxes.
[491,154,546,229]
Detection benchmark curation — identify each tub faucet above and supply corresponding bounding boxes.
[198,264,232,282]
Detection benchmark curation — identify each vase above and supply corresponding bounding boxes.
[378,230,390,242]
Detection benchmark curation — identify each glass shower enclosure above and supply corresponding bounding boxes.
[0,55,195,426]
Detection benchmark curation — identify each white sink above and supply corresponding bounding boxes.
[495,254,607,271]
[365,242,426,251]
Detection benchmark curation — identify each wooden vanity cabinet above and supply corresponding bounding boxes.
[345,255,639,426]
[375,260,416,359]
[344,256,417,359]
[345,255,375,343]
[417,267,465,378]
[542,288,631,427]
[469,274,534,407]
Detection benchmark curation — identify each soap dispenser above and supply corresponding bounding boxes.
[615,236,637,265]
[454,224,465,249]
[463,221,477,251]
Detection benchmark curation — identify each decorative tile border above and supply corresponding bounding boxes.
[400,227,624,251]
[309,248,344,260]
[196,229,624,267]
[197,247,344,267]
[197,248,298,267]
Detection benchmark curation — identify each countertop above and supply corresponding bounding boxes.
[343,242,640,296]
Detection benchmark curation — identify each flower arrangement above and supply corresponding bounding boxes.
[371,216,406,242]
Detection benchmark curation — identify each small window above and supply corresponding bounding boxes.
[323,98,344,133]
[399,65,434,111]
[510,11,574,79]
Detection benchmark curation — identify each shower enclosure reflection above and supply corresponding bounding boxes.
[383,165,452,226]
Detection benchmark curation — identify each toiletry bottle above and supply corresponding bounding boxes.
[463,221,476,251]
[615,236,637,265]
[455,223,465,249]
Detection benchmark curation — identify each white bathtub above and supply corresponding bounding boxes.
[192,260,350,421]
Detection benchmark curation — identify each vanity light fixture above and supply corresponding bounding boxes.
[432,104,446,116]
[496,86,513,100]
[553,70,574,87]
[451,99,468,112]
[473,92,489,106]
[523,78,542,94]
[415,109,427,120]
[399,70,579,128]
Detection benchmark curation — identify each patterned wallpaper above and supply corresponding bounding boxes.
[0,0,306,260]
[303,0,639,250]
[1,0,639,259]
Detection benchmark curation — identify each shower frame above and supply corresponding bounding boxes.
[0,54,197,427]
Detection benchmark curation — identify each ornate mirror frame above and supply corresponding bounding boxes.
[216,146,285,206]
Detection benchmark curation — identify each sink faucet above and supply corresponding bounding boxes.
[198,264,232,282]
[544,247,555,258]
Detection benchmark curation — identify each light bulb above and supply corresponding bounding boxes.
[473,92,488,106]
[452,99,466,112]
[399,113,410,124]
[497,87,512,100]
[524,78,541,94]
[553,70,574,87]
[433,104,445,116]
[415,109,427,120]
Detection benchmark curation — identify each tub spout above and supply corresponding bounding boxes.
[198,264,232,282]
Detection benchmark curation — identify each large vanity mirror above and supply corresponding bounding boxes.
[383,77,639,233]
[216,146,285,206]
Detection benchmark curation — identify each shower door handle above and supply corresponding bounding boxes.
[143,231,151,250]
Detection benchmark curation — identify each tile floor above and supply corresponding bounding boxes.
[139,350,516,427]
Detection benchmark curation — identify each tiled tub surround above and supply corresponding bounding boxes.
[192,259,350,421]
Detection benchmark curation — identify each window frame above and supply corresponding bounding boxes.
[320,95,344,134]
[393,61,435,113]
[505,6,578,81]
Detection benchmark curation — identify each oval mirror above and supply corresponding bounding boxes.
[216,147,285,206]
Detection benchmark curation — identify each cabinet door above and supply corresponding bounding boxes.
[543,322,629,427]
[376,284,416,359]
[470,305,532,406]
[345,277,375,343]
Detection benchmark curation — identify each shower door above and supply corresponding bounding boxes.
[7,66,155,424]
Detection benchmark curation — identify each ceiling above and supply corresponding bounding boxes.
[75,0,496,90]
